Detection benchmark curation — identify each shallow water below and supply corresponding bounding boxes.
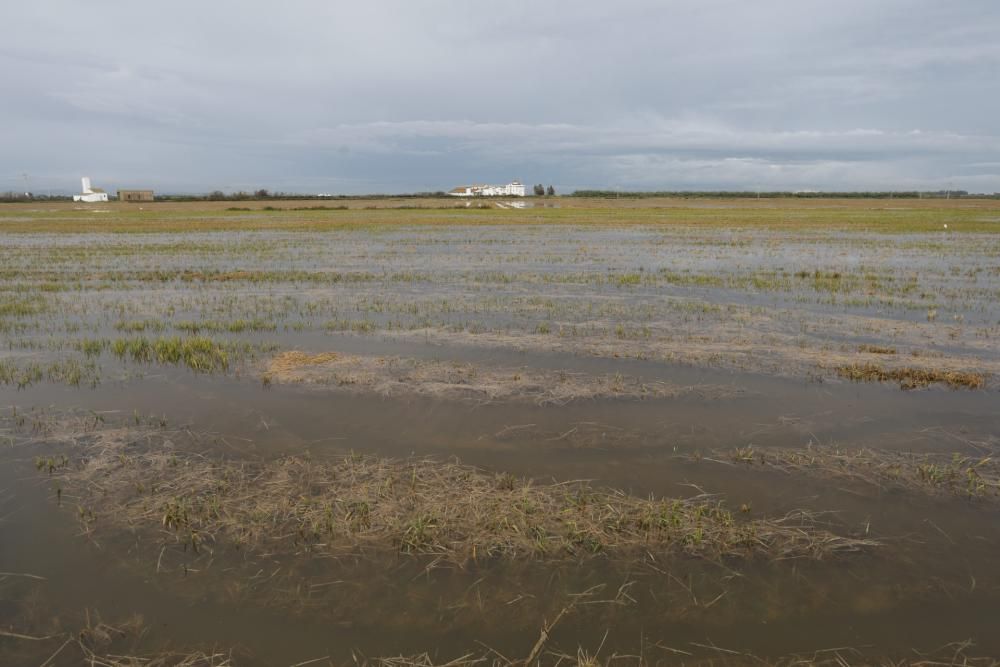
[1,211,999,663]
[2,356,999,663]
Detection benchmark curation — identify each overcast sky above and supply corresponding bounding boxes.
[2,1,999,194]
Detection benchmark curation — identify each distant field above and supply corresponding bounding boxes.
[1,197,999,233]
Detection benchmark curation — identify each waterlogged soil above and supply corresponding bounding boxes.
[1,202,999,664]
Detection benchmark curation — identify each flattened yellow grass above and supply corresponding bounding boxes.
[268,350,339,374]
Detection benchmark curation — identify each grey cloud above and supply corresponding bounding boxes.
[296,118,998,164]
[1,0,998,194]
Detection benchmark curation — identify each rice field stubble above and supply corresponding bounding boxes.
[1,199,999,663]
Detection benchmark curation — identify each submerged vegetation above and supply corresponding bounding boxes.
[0,200,998,662]
[714,444,1000,501]
[265,349,748,403]
[34,417,874,566]
[0,356,100,388]
[835,363,986,390]
[0,200,998,388]
[108,335,234,372]
[3,603,998,667]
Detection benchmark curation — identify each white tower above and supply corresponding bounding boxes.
[73,176,109,203]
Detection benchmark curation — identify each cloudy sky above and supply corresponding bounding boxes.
[2,1,998,194]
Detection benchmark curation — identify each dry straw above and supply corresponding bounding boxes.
[31,419,876,567]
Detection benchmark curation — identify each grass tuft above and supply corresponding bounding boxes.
[835,363,985,390]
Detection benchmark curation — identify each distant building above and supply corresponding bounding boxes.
[73,177,109,203]
[117,189,155,202]
[448,181,526,197]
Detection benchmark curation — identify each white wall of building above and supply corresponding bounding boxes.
[449,181,525,197]
[73,192,109,203]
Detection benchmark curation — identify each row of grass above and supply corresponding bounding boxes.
[1,200,999,233]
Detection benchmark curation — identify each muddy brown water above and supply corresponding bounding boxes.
[2,341,999,663]
[1,217,999,662]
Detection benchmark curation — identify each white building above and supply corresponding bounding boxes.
[448,181,525,197]
[73,177,109,203]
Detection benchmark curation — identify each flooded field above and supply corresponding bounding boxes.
[1,199,999,665]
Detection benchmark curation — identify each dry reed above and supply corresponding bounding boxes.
[34,420,875,567]
[716,444,1000,500]
[835,363,986,390]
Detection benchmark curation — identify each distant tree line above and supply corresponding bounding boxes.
[570,190,985,199]
[166,190,455,202]
[0,192,72,202]
[5,188,996,204]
